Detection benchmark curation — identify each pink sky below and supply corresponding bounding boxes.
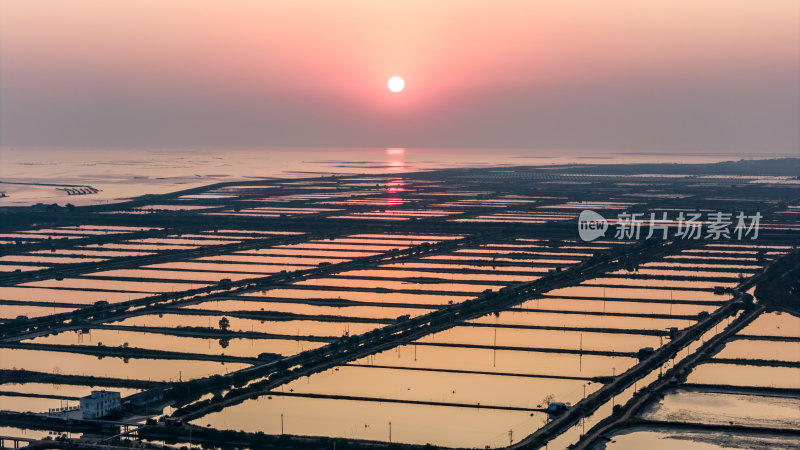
[1,1,798,152]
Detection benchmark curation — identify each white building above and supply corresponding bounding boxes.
[80,390,121,419]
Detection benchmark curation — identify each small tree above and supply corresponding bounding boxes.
[218,317,230,331]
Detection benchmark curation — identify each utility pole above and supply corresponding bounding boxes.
[509,429,513,445]
[612,367,616,408]
[281,413,284,434]
[389,422,392,443]
[493,329,497,367]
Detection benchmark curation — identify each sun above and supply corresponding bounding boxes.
[388,76,405,93]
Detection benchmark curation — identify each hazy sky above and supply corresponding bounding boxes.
[1,1,798,152]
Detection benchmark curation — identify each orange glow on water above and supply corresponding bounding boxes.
[386,178,405,193]
[385,197,404,205]
[387,160,405,172]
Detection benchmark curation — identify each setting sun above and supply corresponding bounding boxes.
[387,76,404,93]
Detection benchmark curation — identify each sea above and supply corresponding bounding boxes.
[0,147,792,207]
